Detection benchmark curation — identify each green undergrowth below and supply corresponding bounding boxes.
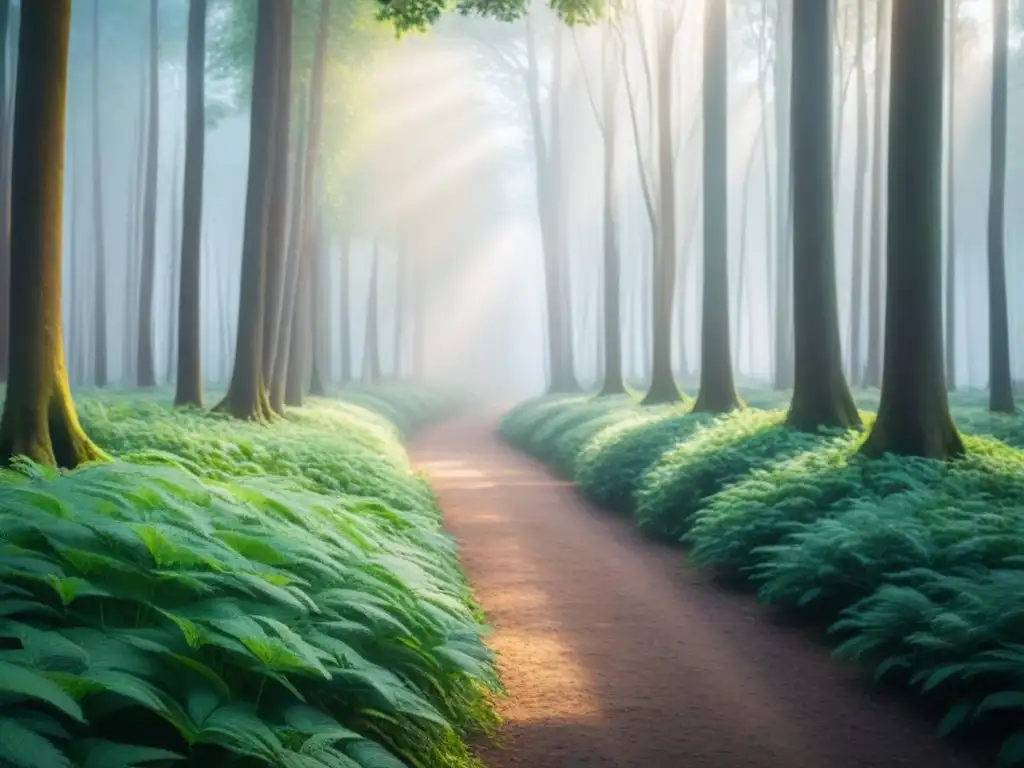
[1,385,500,768]
[500,387,1024,764]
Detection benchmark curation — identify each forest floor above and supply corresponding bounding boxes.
[412,413,990,768]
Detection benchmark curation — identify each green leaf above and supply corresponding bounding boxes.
[0,716,72,768]
[0,660,85,722]
[73,740,185,768]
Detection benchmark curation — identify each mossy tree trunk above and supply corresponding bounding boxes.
[693,0,741,414]
[599,30,625,397]
[986,0,1014,413]
[215,0,281,421]
[860,0,963,460]
[0,0,104,469]
[174,0,207,408]
[786,0,860,432]
[642,7,683,406]
[862,0,888,390]
[136,0,160,388]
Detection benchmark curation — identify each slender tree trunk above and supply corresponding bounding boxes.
[0,0,12,384]
[847,0,868,381]
[757,0,774,348]
[772,0,794,389]
[862,0,888,389]
[599,30,624,396]
[0,0,104,468]
[125,65,147,384]
[165,135,182,382]
[89,0,108,388]
[987,0,1014,413]
[642,7,683,405]
[215,0,280,420]
[860,0,963,460]
[786,0,860,431]
[175,0,206,407]
[285,250,308,406]
[693,0,740,413]
[338,236,351,384]
[136,0,160,387]
[734,126,760,373]
[363,244,381,385]
[945,1,958,390]
[308,212,327,395]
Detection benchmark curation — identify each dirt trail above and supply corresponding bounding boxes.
[411,414,986,768]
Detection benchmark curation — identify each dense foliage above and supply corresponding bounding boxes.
[500,389,1024,765]
[1,387,499,768]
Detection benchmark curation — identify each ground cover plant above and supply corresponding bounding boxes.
[0,387,500,768]
[500,390,1024,764]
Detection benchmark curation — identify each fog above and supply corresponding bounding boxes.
[52,0,1024,401]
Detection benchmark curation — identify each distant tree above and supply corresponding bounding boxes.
[363,243,382,385]
[0,0,105,468]
[175,0,208,408]
[692,0,741,413]
[945,0,960,390]
[847,0,868,380]
[136,0,160,387]
[987,0,1014,413]
[786,0,860,431]
[771,0,794,390]
[860,0,963,459]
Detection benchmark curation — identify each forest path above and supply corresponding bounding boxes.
[410,413,985,768]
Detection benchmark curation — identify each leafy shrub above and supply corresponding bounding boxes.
[575,406,709,513]
[1,388,498,768]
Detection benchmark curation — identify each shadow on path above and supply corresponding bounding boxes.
[411,413,987,768]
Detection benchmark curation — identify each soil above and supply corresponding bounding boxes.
[411,413,988,768]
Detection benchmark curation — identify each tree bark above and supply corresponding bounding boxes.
[860,0,963,460]
[0,0,104,468]
[642,6,683,405]
[986,0,1014,413]
[599,29,624,397]
[862,0,888,389]
[135,0,160,388]
[175,0,207,408]
[215,0,280,420]
[944,1,958,390]
[693,0,740,413]
[847,0,868,381]
[0,0,12,384]
[786,0,860,431]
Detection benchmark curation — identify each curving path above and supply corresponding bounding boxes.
[411,413,987,768]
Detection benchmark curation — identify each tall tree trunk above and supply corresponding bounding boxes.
[136,0,160,388]
[693,0,740,413]
[599,30,624,396]
[308,212,327,395]
[284,251,308,406]
[987,0,1014,413]
[215,0,280,420]
[90,0,108,388]
[124,63,147,384]
[338,236,351,384]
[860,0,963,460]
[260,0,295,392]
[862,0,888,389]
[757,0,774,349]
[165,134,182,382]
[847,0,868,381]
[0,0,12,384]
[642,6,683,405]
[734,127,760,373]
[363,244,381,385]
[786,0,860,431]
[771,0,794,389]
[175,0,206,407]
[0,0,103,468]
[945,1,958,389]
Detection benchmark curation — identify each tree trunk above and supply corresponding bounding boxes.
[599,32,624,397]
[862,0,888,389]
[693,0,740,413]
[260,0,295,389]
[284,252,308,406]
[89,0,108,388]
[987,0,1014,413]
[363,244,381,385]
[860,0,963,460]
[174,0,206,408]
[771,0,794,390]
[0,0,12,384]
[786,0,860,431]
[0,0,104,468]
[165,135,182,382]
[847,0,868,381]
[641,7,682,405]
[757,0,774,349]
[944,1,958,390]
[338,236,351,384]
[135,0,160,388]
[215,0,280,420]
[308,212,327,396]
[734,125,760,373]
